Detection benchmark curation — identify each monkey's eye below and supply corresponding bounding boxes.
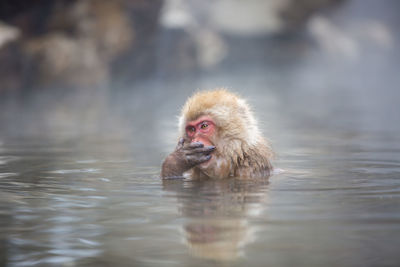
[186,126,196,135]
[200,122,208,129]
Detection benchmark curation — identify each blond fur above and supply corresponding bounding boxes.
[179,89,273,179]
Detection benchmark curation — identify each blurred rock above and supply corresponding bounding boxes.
[0,0,162,94]
[0,21,20,47]
[22,0,136,88]
[0,22,25,94]
[280,0,345,32]
[308,15,359,61]
[160,0,346,69]
[205,0,290,36]
[0,0,348,95]
[48,0,134,60]
[24,33,109,88]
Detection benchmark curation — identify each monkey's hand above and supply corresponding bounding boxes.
[161,138,215,179]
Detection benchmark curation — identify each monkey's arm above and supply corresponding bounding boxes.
[161,138,215,179]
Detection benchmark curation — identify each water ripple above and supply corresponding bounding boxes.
[46,168,102,174]
[0,172,18,178]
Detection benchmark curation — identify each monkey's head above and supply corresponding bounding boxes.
[178,89,263,171]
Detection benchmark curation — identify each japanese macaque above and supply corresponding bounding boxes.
[161,89,273,179]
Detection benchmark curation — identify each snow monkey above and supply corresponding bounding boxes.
[161,89,273,179]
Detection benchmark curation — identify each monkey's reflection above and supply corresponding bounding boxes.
[163,178,269,261]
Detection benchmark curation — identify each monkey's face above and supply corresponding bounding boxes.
[185,115,216,167]
[185,115,216,147]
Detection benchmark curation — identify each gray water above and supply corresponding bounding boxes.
[1,64,400,267]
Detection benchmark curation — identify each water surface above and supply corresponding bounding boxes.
[1,67,400,267]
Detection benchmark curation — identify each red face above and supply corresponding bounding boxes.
[185,115,215,146]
